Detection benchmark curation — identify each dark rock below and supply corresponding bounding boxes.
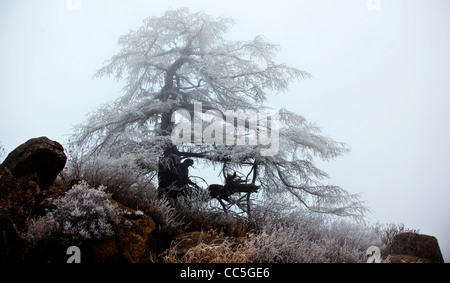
[115,213,158,263]
[0,165,20,212]
[2,137,66,189]
[387,232,444,263]
[83,205,158,263]
[0,137,66,220]
[0,165,24,263]
[0,137,67,262]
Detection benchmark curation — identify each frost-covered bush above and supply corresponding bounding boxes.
[173,190,239,233]
[60,144,157,199]
[25,181,121,246]
[249,223,328,263]
[133,195,185,235]
[246,199,386,262]
[317,220,383,262]
[379,222,419,248]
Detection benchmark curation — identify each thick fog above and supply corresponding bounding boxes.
[0,0,449,261]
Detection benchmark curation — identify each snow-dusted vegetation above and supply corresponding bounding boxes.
[24,181,121,250]
[21,9,414,263]
[70,8,366,220]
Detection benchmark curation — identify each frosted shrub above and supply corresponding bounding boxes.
[25,181,121,246]
[139,196,185,235]
[173,190,238,233]
[60,144,157,199]
[379,222,419,248]
[317,220,382,262]
[248,202,380,262]
[249,224,328,263]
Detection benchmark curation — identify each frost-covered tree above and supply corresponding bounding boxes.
[72,8,366,219]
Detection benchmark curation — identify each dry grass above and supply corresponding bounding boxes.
[161,231,253,263]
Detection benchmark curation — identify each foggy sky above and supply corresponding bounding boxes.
[0,0,449,261]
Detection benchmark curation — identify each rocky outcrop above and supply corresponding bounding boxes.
[0,137,160,263]
[83,205,158,263]
[2,137,67,189]
[0,137,67,219]
[1,137,446,263]
[387,232,444,263]
[0,137,67,262]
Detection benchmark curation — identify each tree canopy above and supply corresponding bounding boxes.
[72,8,366,220]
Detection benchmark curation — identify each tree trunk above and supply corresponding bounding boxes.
[157,100,179,197]
[157,59,186,197]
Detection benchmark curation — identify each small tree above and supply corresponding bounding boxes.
[72,8,366,219]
